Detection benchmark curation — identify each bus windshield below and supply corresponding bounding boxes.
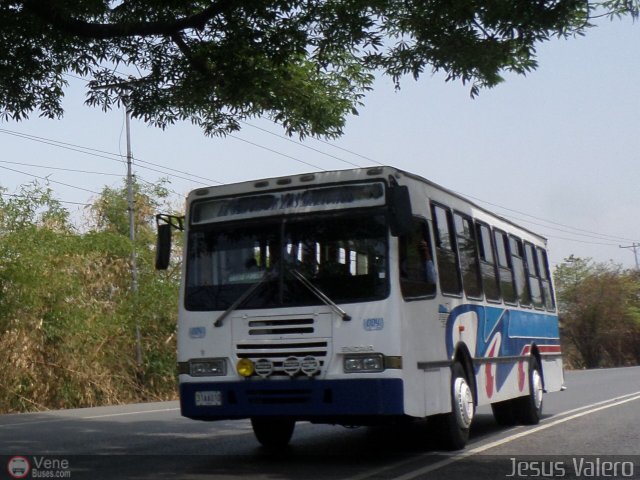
[185,212,389,311]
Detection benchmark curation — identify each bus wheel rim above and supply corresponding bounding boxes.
[454,377,474,429]
[532,369,543,410]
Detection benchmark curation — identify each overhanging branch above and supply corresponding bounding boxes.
[22,0,236,39]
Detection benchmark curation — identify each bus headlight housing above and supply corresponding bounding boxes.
[190,358,227,377]
[343,354,385,373]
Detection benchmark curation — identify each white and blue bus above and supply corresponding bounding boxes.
[156,166,564,450]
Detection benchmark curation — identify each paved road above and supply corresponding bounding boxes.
[1,367,639,479]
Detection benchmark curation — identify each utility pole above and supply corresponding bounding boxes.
[125,109,143,366]
[619,243,640,270]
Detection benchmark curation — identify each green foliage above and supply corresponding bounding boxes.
[554,255,640,369]
[0,181,180,412]
[1,1,637,137]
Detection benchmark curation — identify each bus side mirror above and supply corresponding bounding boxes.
[155,214,184,270]
[389,185,413,236]
[156,223,172,270]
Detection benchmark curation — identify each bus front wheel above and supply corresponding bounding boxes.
[435,361,475,450]
[251,417,296,449]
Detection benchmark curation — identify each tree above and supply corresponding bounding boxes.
[1,1,638,138]
[0,181,180,412]
[554,256,640,369]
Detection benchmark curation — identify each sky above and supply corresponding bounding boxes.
[1,17,639,269]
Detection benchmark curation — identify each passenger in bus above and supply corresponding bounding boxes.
[418,239,438,286]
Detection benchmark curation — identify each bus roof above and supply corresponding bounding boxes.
[187,166,547,244]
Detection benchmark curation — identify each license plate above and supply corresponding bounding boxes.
[195,390,222,406]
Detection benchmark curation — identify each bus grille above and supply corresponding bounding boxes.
[235,340,329,377]
[247,317,314,336]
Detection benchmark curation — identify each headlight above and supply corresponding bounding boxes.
[344,354,385,373]
[189,358,227,377]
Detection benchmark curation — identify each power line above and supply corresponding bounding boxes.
[134,158,223,185]
[0,164,101,195]
[245,121,639,247]
[309,133,385,167]
[0,159,121,177]
[261,117,385,167]
[457,190,640,244]
[0,127,224,186]
[0,191,90,207]
[2,126,638,250]
[0,128,125,164]
[228,133,324,170]
[241,122,363,168]
[491,211,632,245]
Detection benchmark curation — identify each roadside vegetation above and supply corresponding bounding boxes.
[1,183,638,413]
[0,181,181,413]
[554,256,640,369]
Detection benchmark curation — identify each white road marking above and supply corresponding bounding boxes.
[0,406,180,428]
[83,407,180,419]
[346,391,640,480]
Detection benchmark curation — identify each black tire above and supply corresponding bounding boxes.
[515,356,543,425]
[251,417,296,449]
[436,362,475,450]
[491,399,518,426]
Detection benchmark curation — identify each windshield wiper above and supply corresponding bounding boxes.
[213,271,276,327]
[290,269,352,321]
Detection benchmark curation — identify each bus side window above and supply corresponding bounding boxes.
[398,217,437,299]
[537,247,556,311]
[431,203,462,295]
[453,212,483,299]
[510,236,531,307]
[524,243,544,309]
[494,229,517,304]
[476,222,501,302]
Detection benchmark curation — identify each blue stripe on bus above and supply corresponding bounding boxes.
[507,310,560,339]
[445,304,560,359]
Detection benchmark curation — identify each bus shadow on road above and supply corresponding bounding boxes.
[0,411,537,479]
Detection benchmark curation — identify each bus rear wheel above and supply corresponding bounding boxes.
[515,356,543,425]
[251,417,296,449]
[436,362,475,450]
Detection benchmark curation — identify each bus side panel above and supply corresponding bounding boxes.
[445,304,562,407]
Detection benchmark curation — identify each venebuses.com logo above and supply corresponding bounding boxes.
[7,455,71,478]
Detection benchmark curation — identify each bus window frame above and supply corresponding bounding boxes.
[430,202,463,298]
[398,216,438,301]
[524,241,545,310]
[475,220,502,304]
[452,210,484,301]
[537,246,557,312]
[493,228,518,306]
[509,234,532,308]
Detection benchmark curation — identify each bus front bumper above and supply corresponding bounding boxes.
[180,378,404,422]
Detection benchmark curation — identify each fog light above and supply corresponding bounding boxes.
[283,356,301,376]
[254,358,274,378]
[236,358,255,377]
[301,356,320,376]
